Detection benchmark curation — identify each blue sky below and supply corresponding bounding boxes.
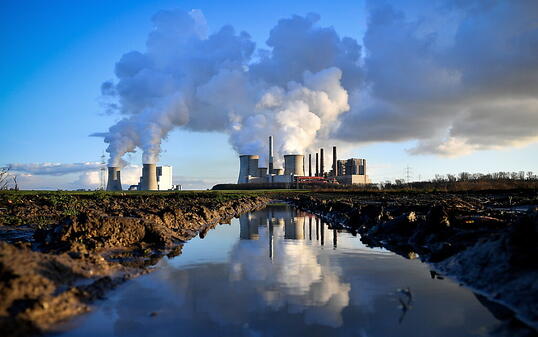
[1,0,537,189]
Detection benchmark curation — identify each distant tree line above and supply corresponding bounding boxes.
[380,171,538,192]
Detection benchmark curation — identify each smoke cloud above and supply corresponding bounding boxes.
[95,11,359,166]
[96,2,538,164]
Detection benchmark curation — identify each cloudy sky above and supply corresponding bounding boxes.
[1,0,537,190]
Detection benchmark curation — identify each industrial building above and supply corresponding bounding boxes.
[137,164,173,190]
[335,158,369,185]
[106,164,174,191]
[237,137,370,186]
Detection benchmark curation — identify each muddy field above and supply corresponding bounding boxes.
[1,190,537,336]
[0,191,269,336]
[289,190,538,335]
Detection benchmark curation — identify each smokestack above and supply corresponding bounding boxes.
[320,148,324,177]
[141,164,158,191]
[284,155,305,176]
[238,155,260,183]
[106,167,122,191]
[308,154,312,176]
[315,153,319,176]
[268,136,274,173]
[332,146,337,176]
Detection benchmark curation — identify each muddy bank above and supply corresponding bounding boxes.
[288,191,538,334]
[0,192,268,336]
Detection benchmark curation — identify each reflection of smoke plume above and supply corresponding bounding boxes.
[232,215,351,328]
[94,11,359,165]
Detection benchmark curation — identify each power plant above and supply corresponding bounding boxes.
[236,137,370,186]
[106,164,174,191]
[106,167,122,191]
[105,136,369,191]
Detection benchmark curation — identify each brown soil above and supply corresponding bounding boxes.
[289,191,538,334]
[0,192,268,336]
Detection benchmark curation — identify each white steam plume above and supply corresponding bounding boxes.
[94,11,360,166]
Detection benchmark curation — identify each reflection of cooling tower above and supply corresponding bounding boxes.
[141,164,158,191]
[285,216,305,240]
[106,167,122,191]
[239,214,259,240]
[284,155,304,176]
[238,155,259,183]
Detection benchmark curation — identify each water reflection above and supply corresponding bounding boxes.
[241,205,338,251]
[57,204,504,337]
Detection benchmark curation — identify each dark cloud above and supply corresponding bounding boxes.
[337,0,538,156]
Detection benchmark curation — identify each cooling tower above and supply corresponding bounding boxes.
[238,155,260,183]
[258,167,268,177]
[141,164,158,191]
[273,168,284,175]
[284,154,304,176]
[106,167,122,191]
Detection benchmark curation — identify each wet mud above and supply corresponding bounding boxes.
[0,193,268,336]
[289,191,538,335]
[1,190,537,336]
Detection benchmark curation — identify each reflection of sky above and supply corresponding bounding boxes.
[57,205,501,337]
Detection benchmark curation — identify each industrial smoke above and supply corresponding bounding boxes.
[94,2,538,165]
[93,10,359,166]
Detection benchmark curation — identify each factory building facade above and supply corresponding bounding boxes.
[237,137,370,186]
[334,158,369,185]
[156,166,173,190]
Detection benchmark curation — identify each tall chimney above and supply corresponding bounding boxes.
[141,164,158,191]
[315,153,319,176]
[320,148,324,177]
[332,146,337,176]
[106,167,122,191]
[308,154,312,176]
[268,136,274,173]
